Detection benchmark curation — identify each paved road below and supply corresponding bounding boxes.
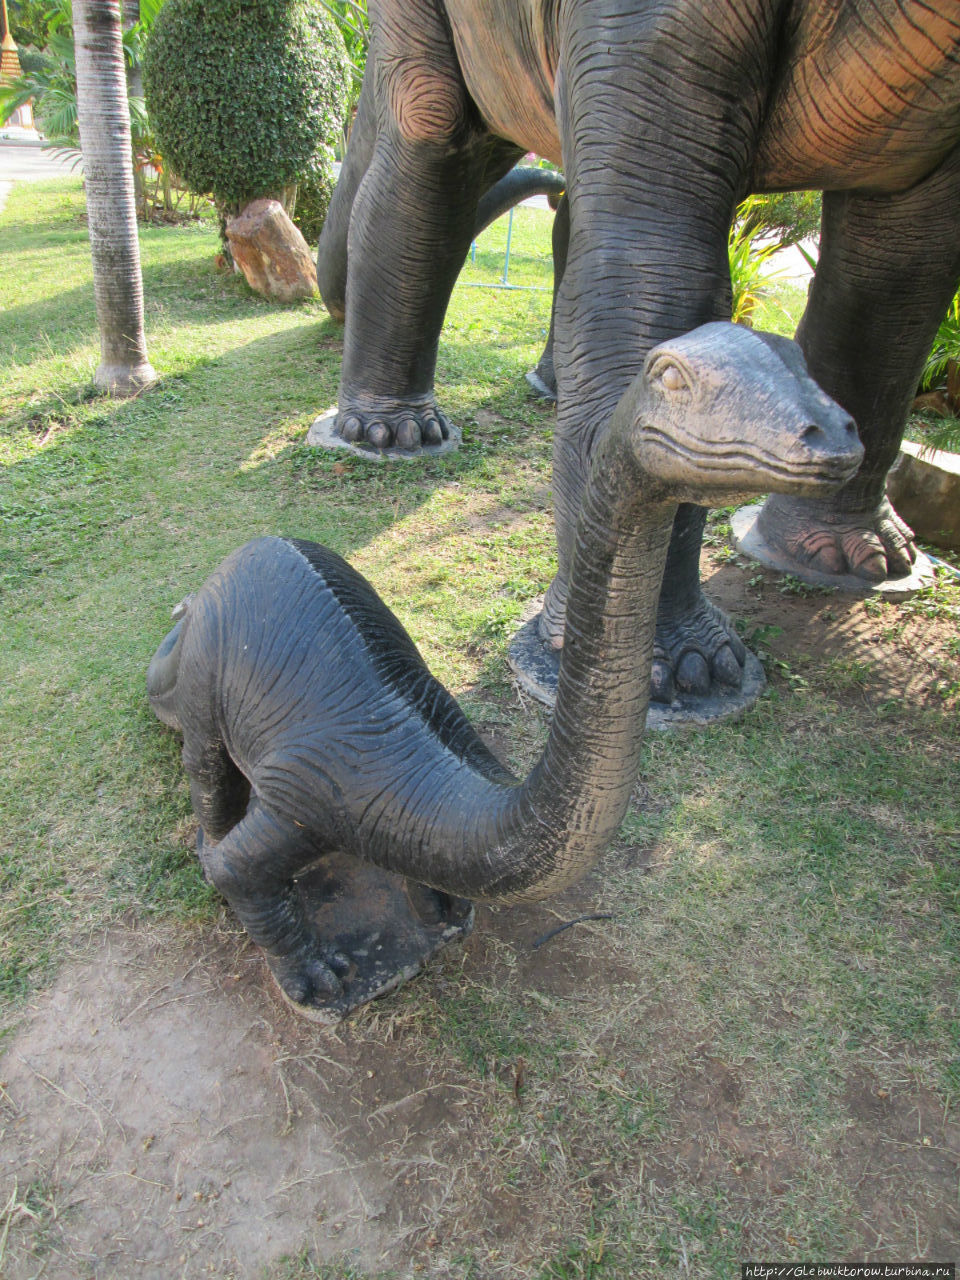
[0,134,81,211]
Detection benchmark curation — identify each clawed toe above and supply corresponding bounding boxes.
[326,949,353,978]
[421,413,445,446]
[334,405,453,451]
[758,494,919,583]
[395,414,420,449]
[269,949,344,1006]
[727,630,747,666]
[651,642,744,703]
[650,657,676,704]
[650,598,747,704]
[712,643,743,688]
[366,420,392,450]
[338,413,363,443]
[675,650,711,696]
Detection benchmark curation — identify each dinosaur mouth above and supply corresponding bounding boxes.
[641,428,862,488]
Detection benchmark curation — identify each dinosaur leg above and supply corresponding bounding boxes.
[526,193,568,402]
[332,5,517,449]
[530,0,769,710]
[182,735,250,845]
[757,148,960,583]
[315,59,378,321]
[649,505,748,702]
[197,801,347,1008]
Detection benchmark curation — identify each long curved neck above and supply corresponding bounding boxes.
[472,426,675,900]
[382,415,677,903]
[503,447,674,898]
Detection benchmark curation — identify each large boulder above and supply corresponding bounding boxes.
[226,199,318,303]
[887,440,960,552]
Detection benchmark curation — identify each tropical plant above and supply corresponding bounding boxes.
[0,0,177,220]
[727,219,781,327]
[6,0,49,47]
[0,0,77,143]
[920,292,960,404]
[735,190,822,252]
[143,0,350,243]
[319,0,367,96]
[915,290,960,452]
[725,191,820,326]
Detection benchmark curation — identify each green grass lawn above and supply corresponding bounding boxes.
[1,183,561,1000]
[2,178,959,1277]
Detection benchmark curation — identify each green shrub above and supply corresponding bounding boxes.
[736,190,822,251]
[142,0,350,213]
[290,151,336,245]
[916,291,960,450]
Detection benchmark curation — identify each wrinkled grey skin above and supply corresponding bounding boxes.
[148,324,862,1013]
[315,0,960,703]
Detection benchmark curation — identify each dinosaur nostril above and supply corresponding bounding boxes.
[800,423,825,442]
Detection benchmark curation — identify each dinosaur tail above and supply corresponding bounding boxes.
[474,166,565,236]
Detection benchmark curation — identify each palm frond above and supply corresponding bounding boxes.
[921,294,960,391]
[0,79,37,120]
[727,222,780,326]
[36,88,78,142]
[42,140,84,170]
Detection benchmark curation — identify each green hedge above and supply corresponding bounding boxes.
[290,152,336,245]
[143,0,349,210]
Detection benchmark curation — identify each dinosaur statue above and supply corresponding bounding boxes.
[313,0,960,709]
[148,324,862,1019]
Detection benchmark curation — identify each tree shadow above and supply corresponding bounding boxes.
[1,314,555,612]
[0,254,305,365]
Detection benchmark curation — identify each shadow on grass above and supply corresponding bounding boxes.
[0,254,289,372]
[1,313,555,600]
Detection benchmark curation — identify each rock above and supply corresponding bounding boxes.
[887,440,960,551]
[226,198,318,302]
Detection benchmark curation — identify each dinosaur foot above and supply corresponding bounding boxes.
[732,495,934,597]
[269,854,474,1023]
[507,603,765,729]
[307,403,461,459]
[650,596,748,704]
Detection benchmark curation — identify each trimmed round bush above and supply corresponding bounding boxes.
[143,0,349,210]
[291,152,337,245]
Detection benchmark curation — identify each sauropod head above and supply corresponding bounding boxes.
[618,322,864,506]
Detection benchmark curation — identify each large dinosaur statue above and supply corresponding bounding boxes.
[148,324,862,1019]
[314,0,960,711]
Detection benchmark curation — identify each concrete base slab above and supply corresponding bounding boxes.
[507,608,767,731]
[306,406,461,460]
[886,442,960,553]
[525,368,557,402]
[731,504,934,597]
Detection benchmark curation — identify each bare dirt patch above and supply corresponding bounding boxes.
[0,879,629,1279]
[0,924,396,1277]
[702,544,960,712]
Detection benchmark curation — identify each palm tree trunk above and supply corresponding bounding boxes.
[73,0,156,396]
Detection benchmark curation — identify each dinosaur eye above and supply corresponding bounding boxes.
[659,363,687,392]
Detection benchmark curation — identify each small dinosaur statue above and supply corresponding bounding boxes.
[148,323,862,1018]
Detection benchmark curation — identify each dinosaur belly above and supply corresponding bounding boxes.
[445,0,562,164]
[754,1,960,193]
